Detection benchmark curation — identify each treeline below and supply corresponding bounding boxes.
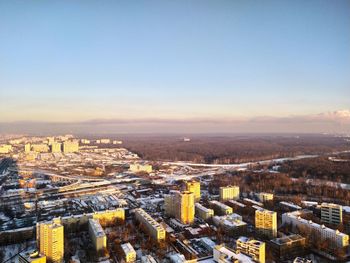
[279,154,350,184]
[209,172,350,205]
[121,135,349,164]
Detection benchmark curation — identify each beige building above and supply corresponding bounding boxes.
[121,242,136,263]
[25,143,32,153]
[220,186,240,201]
[165,191,195,224]
[255,208,277,238]
[50,142,62,153]
[185,181,201,201]
[129,163,153,173]
[62,140,79,153]
[36,218,64,263]
[0,144,12,154]
[321,203,343,225]
[92,208,125,226]
[236,236,265,263]
[195,203,214,220]
[134,208,166,241]
[31,144,49,153]
[88,219,107,253]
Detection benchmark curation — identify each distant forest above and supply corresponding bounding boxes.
[120,135,349,164]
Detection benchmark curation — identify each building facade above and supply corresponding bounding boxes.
[185,181,201,202]
[88,219,107,253]
[195,203,214,220]
[220,186,240,201]
[255,208,277,238]
[134,208,166,241]
[236,236,265,263]
[321,203,343,225]
[36,218,64,263]
[165,191,195,225]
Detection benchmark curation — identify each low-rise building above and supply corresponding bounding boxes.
[214,244,255,263]
[236,236,265,263]
[121,242,136,263]
[210,201,233,215]
[257,192,274,203]
[213,214,247,236]
[129,163,153,173]
[270,234,306,261]
[0,144,12,154]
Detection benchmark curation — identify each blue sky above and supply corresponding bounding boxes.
[0,0,349,132]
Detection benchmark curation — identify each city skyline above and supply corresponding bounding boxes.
[1,0,350,133]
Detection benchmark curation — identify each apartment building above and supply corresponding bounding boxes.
[282,210,349,249]
[88,219,107,253]
[220,186,240,201]
[36,218,64,263]
[195,203,214,220]
[165,191,195,224]
[134,208,166,241]
[321,203,343,225]
[255,208,277,238]
[185,181,201,201]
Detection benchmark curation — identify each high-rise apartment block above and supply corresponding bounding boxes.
[236,236,265,263]
[321,203,343,225]
[255,208,277,238]
[50,142,62,153]
[195,203,214,220]
[165,191,195,224]
[134,208,166,241]
[36,218,64,263]
[88,219,107,253]
[185,181,201,201]
[220,186,240,201]
[62,140,79,153]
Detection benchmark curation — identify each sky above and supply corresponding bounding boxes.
[0,0,349,133]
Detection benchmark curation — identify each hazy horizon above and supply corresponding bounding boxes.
[1,1,349,133]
